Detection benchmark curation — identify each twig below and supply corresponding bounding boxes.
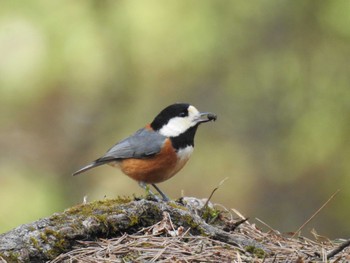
[327,239,350,259]
[291,189,340,239]
[255,218,280,235]
[202,177,229,210]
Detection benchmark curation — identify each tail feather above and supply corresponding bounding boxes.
[72,161,105,176]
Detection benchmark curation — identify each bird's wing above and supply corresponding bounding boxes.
[98,128,166,161]
[72,128,166,176]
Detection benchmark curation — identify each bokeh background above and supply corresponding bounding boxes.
[1,1,350,238]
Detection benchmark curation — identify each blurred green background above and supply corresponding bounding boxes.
[1,0,350,238]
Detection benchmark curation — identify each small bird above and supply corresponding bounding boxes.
[73,103,217,201]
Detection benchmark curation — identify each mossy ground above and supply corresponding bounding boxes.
[16,196,134,261]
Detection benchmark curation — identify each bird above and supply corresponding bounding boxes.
[72,103,217,201]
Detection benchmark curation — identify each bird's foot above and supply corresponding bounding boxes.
[138,182,164,202]
[151,184,170,202]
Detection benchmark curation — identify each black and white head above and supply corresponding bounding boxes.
[150,103,216,149]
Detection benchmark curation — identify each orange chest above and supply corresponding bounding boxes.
[115,139,193,184]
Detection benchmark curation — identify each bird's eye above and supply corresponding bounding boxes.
[179,112,187,117]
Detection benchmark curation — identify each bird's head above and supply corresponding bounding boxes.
[150,103,217,137]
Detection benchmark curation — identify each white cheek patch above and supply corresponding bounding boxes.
[159,106,201,137]
[159,116,193,137]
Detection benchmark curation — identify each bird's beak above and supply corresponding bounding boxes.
[196,112,217,123]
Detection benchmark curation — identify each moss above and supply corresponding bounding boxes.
[44,228,69,254]
[201,206,221,223]
[46,248,62,260]
[128,215,140,226]
[0,251,21,263]
[50,213,61,221]
[44,228,69,248]
[121,251,140,262]
[44,228,59,236]
[167,201,188,211]
[179,214,208,236]
[40,232,49,243]
[245,246,266,258]
[140,242,154,248]
[43,228,71,260]
[49,213,68,227]
[63,196,132,217]
[47,196,133,235]
[28,226,36,231]
[30,237,42,252]
[95,214,108,225]
[44,197,136,253]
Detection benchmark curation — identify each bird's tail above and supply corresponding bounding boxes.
[72,161,105,176]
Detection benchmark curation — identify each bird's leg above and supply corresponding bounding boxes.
[151,184,170,202]
[138,182,161,201]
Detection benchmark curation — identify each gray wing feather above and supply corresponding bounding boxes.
[72,128,166,176]
[99,128,166,161]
